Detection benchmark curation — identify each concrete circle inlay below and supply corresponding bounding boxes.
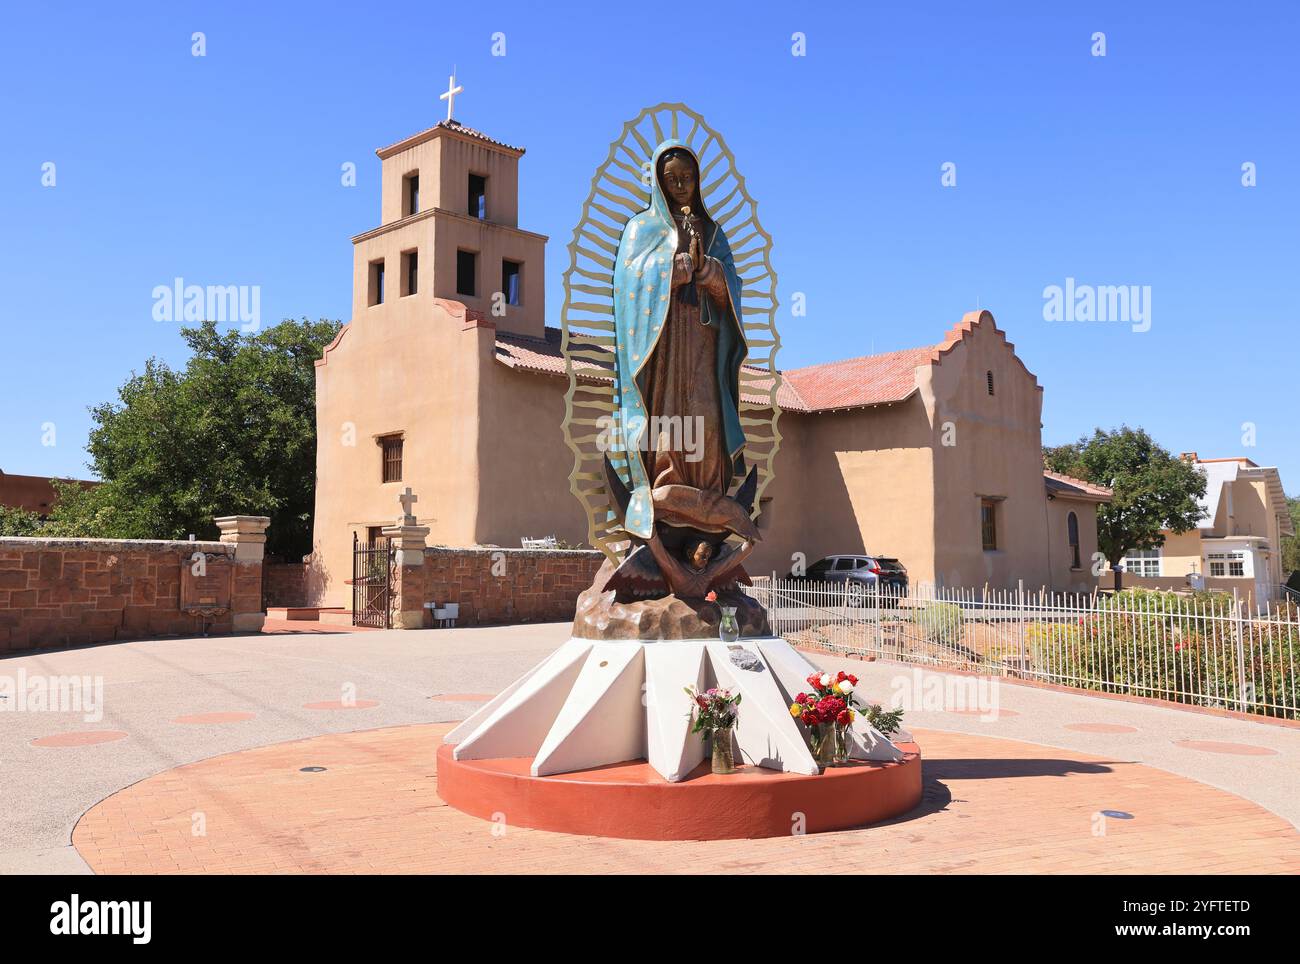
[32,730,129,748]
[1065,723,1139,734]
[430,693,496,703]
[172,712,257,725]
[1173,739,1278,756]
[303,700,379,711]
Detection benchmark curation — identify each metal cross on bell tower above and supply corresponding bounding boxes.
[439,69,463,122]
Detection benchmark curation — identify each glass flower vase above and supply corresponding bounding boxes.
[833,721,851,765]
[718,606,740,643]
[711,727,736,774]
[810,725,837,769]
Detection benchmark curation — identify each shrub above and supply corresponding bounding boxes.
[911,602,964,649]
[1027,590,1298,718]
[0,505,43,537]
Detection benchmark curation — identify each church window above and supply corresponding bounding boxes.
[368,259,385,306]
[502,260,522,306]
[1123,549,1161,577]
[401,250,418,296]
[379,435,403,483]
[468,173,487,219]
[403,172,420,216]
[981,499,998,551]
[457,249,477,296]
[1206,551,1244,577]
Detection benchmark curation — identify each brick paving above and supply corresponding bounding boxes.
[72,723,1300,875]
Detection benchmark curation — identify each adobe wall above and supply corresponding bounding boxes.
[309,301,489,609]
[926,314,1052,590]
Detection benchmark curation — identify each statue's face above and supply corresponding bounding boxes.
[660,154,696,211]
[688,540,714,570]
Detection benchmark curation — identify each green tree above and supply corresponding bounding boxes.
[0,504,43,537]
[1044,427,1207,591]
[1283,495,1300,576]
[45,318,341,559]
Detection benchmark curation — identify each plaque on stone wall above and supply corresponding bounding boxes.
[180,553,233,613]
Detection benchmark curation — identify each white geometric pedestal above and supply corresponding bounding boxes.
[445,636,904,782]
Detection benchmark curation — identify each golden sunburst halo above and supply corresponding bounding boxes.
[560,103,782,564]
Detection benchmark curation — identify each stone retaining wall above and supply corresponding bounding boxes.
[0,538,232,651]
[263,562,308,609]
[0,517,268,653]
[418,546,604,627]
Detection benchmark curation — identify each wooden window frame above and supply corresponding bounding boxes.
[378,434,404,483]
[981,498,999,552]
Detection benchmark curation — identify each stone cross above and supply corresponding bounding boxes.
[439,70,463,122]
[398,487,418,524]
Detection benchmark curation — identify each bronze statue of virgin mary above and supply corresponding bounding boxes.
[574,138,769,635]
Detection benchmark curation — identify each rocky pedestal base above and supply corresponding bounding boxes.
[571,559,770,640]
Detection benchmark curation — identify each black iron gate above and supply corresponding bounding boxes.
[352,532,395,628]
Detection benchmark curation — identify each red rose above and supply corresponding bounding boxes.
[795,692,808,703]
[836,710,851,726]
[802,710,821,726]
[836,670,847,683]
[806,672,822,689]
[816,696,846,718]
[846,674,858,686]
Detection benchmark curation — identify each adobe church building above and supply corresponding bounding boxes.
[308,117,1110,609]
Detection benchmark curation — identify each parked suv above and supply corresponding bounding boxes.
[789,555,909,606]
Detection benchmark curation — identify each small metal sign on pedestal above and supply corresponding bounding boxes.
[180,553,233,616]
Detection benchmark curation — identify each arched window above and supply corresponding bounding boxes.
[986,370,995,396]
[1067,511,1080,569]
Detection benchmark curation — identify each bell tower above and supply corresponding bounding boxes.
[350,98,548,339]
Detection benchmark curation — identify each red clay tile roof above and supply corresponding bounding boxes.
[494,310,1038,415]
[493,328,806,407]
[1043,470,1114,501]
[780,346,935,412]
[376,120,524,158]
[494,328,592,376]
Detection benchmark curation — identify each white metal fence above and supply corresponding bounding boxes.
[744,577,1300,720]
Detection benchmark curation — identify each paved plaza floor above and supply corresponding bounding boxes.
[2,622,1297,874]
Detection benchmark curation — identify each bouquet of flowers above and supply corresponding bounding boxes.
[685,685,741,735]
[686,685,742,774]
[789,670,903,766]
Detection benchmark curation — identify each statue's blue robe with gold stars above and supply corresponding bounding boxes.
[610,139,747,541]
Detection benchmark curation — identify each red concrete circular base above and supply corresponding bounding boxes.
[437,741,923,840]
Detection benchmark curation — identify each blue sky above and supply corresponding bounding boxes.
[2,1,1296,491]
